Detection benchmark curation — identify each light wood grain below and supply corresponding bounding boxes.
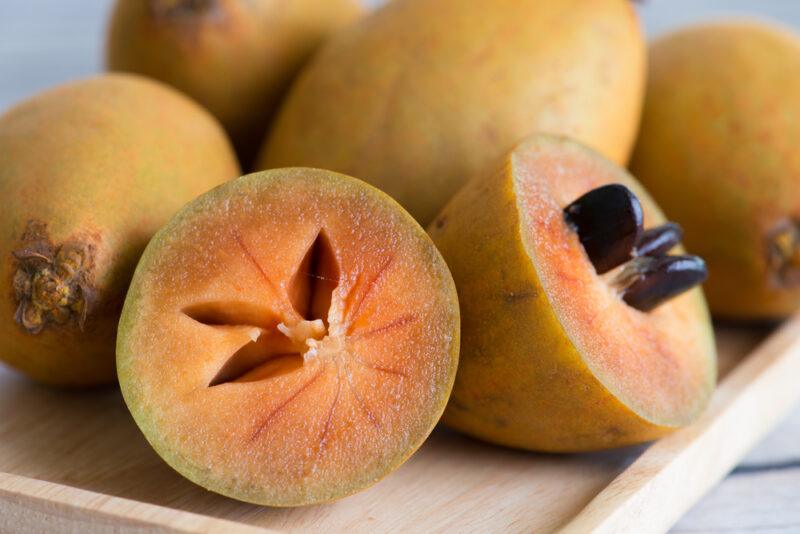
[562,316,800,534]
[0,322,780,533]
[1,2,799,531]
[0,473,269,534]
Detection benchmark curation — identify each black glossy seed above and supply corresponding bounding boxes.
[636,222,684,257]
[564,184,644,274]
[621,255,708,312]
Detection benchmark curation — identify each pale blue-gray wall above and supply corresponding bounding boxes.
[1,1,800,112]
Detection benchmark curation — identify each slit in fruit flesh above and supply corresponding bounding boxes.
[767,218,800,288]
[194,229,342,387]
[183,301,280,330]
[289,230,340,328]
[208,330,304,387]
[564,184,707,312]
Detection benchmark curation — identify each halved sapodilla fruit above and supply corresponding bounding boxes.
[429,135,716,451]
[117,169,459,506]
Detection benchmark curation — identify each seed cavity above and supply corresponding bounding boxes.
[183,301,280,330]
[564,184,643,274]
[189,229,342,387]
[288,230,340,328]
[565,185,707,312]
[208,336,304,387]
[12,220,96,335]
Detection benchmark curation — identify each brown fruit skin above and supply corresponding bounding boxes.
[261,0,645,224]
[630,22,800,320]
[106,0,364,168]
[0,74,240,386]
[428,136,716,452]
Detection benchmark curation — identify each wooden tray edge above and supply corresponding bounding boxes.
[4,317,799,533]
[0,472,270,534]
[560,314,800,534]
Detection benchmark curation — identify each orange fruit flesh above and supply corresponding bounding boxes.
[513,143,715,426]
[117,169,459,506]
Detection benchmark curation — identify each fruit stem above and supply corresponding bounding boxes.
[149,0,220,21]
[767,219,800,287]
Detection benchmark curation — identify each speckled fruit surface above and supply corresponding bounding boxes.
[430,135,716,452]
[631,21,800,320]
[0,74,239,386]
[261,0,645,224]
[117,168,459,506]
[106,0,364,167]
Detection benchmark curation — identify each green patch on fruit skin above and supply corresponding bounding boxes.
[117,169,460,507]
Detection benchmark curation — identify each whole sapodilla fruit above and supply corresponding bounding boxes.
[429,135,716,451]
[631,22,800,320]
[106,0,364,167]
[117,169,460,506]
[0,74,240,386]
[261,0,645,224]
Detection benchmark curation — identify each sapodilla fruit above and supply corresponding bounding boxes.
[631,21,800,320]
[0,74,240,386]
[261,0,645,224]
[429,135,716,451]
[106,0,364,167]
[117,169,459,506]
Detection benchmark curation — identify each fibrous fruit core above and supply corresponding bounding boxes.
[564,184,707,312]
[190,230,344,388]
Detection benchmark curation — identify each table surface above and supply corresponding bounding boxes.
[1,1,799,532]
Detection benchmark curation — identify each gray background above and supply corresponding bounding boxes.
[1,1,799,532]
[3,0,800,111]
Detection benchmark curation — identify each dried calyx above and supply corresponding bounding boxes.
[564,184,707,312]
[12,222,95,335]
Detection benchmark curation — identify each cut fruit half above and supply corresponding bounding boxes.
[429,135,716,452]
[117,168,460,506]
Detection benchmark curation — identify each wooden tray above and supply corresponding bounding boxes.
[2,316,800,533]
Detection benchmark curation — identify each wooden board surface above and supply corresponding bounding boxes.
[1,4,800,531]
[0,319,797,533]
